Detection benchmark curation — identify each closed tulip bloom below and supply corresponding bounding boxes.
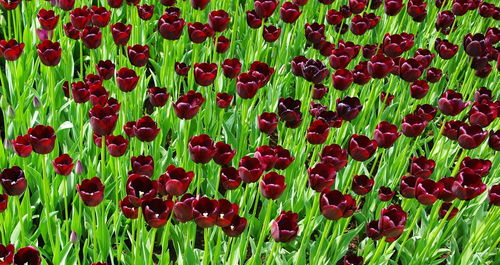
[110,23,132,46]
[159,165,194,196]
[194,63,217,86]
[367,54,394,78]
[173,194,195,222]
[312,84,329,100]
[238,156,264,183]
[305,23,325,44]
[0,243,14,264]
[310,102,327,117]
[213,142,236,166]
[271,211,299,243]
[37,9,59,31]
[222,215,247,237]
[382,33,414,57]
[28,125,56,154]
[380,92,394,105]
[479,2,496,18]
[126,174,158,207]
[320,188,357,220]
[307,120,330,144]
[407,0,427,22]
[188,134,216,164]
[378,204,407,242]
[127,45,150,67]
[216,36,231,53]
[413,103,437,121]
[220,166,242,190]
[95,60,115,80]
[255,145,277,171]
[413,49,434,68]
[134,116,160,142]
[0,166,27,196]
[378,186,396,201]
[263,26,281,42]
[63,22,80,40]
[105,135,128,157]
[77,177,105,207]
[349,0,367,14]
[70,7,91,29]
[254,0,279,18]
[399,175,420,198]
[326,9,343,25]
[105,98,121,114]
[173,62,189,76]
[274,146,295,170]
[415,178,443,205]
[13,246,41,265]
[91,6,111,27]
[120,195,139,219]
[373,121,400,148]
[488,185,500,206]
[319,144,348,171]
[236,73,260,99]
[489,130,500,151]
[350,15,370,35]
[434,38,458,59]
[121,121,133,137]
[249,61,275,86]
[116,67,139,92]
[52,154,74,176]
[188,22,214,43]
[12,135,32,157]
[291,55,307,76]
[436,11,455,34]
[463,33,488,57]
[190,0,210,9]
[173,90,205,119]
[352,174,374,195]
[246,10,263,28]
[308,162,337,192]
[280,2,302,23]
[474,87,492,103]
[158,14,185,40]
[0,0,19,10]
[209,10,230,32]
[438,90,469,116]
[452,169,486,200]
[216,93,233,108]
[301,59,329,84]
[329,48,352,69]
[366,220,383,240]
[136,4,153,21]
[400,59,423,82]
[469,101,498,127]
[457,124,488,149]
[401,114,427,137]
[384,0,403,15]
[88,85,109,106]
[460,157,491,177]
[352,61,371,85]
[437,177,456,201]
[343,254,363,265]
[409,80,429,99]
[337,96,363,121]
[142,198,174,228]
[93,133,103,148]
[221,58,241,79]
[192,196,219,228]
[107,0,123,8]
[258,112,279,134]
[260,172,287,199]
[349,134,377,161]
[409,156,435,178]
[426,67,442,83]
[442,120,467,140]
[37,40,61,66]
[149,87,170,107]
[88,105,118,136]
[216,199,239,227]
[438,202,459,220]
[362,44,378,59]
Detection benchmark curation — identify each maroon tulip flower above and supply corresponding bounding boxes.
[158,14,185,40]
[120,195,139,219]
[116,67,139,92]
[238,156,264,183]
[188,22,214,43]
[378,204,407,242]
[350,15,370,35]
[216,199,239,227]
[488,185,500,206]
[220,166,242,190]
[249,61,275,86]
[126,174,158,207]
[77,177,105,207]
[255,145,277,171]
[52,154,74,176]
[435,38,458,59]
[93,133,103,148]
[127,45,150,67]
[438,90,469,116]
[63,22,80,40]
[236,73,260,99]
[175,62,190,76]
[399,175,420,198]
[159,165,194,196]
[367,54,394,78]
[479,3,497,18]
[190,0,210,10]
[407,0,427,22]
[149,87,170,108]
[110,23,132,46]
[373,121,400,148]
[216,36,231,53]
[274,145,295,170]
[137,4,154,21]
[318,144,348,171]
[320,188,356,220]
[254,0,279,18]
[12,135,32,158]
[352,61,371,85]
[263,25,281,42]
[88,105,118,136]
[194,63,217,86]
[142,198,174,228]
[452,169,486,200]
[310,102,327,117]
[399,59,423,82]
[192,196,219,228]
[70,7,91,30]
[280,2,302,23]
[463,33,488,57]
[460,157,491,177]
[88,85,108,106]
[37,9,59,31]
[173,194,195,223]
[474,87,492,103]
[213,142,236,166]
[105,135,128,157]
[409,156,435,178]
[305,23,325,44]
[246,10,263,28]
[134,116,160,142]
[349,0,367,14]
[28,125,56,154]
[457,124,488,149]
[107,0,123,8]
[173,90,205,119]
[271,211,299,243]
[307,120,330,144]
[437,177,457,202]
[13,246,41,265]
[426,67,442,83]
[221,58,242,79]
[260,172,287,199]
[95,60,115,80]
[337,96,362,121]
[439,202,459,220]
[380,92,394,105]
[37,40,61,66]
[0,243,14,264]
[413,49,435,68]
[401,114,427,137]
[469,101,498,127]
[343,254,363,265]
[209,10,230,32]
[188,134,216,164]
[0,0,19,10]
[348,134,377,161]
[488,130,500,151]
[329,48,352,70]
[312,84,329,100]
[300,59,329,84]
[413,103,437,121]
[91,6,111,27]
[415,178,443,205]
[378,186,396,201]
[366,220,383,240]
[442,120,467,140]
[382,33,414,57]
[362,44,378,59]
[216,93,233,108]
[0,166,27,196]
[384,0,403,15]
[222,215,247,237]
[291,55,307,76]
[409,80,429,99]
[308,162,336,192]
[352,174,374,195]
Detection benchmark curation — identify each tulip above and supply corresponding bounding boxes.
[93,133,102,148]
[194,63,217,86]
[134,116,160,142]
[310,102,327,117]
[173,194,195,222]
[442,120,467,140]
[51,154,74,176]
[148,87,170,108]
[274,146,295,170]
[426,67,442,83]
[127,45,150,67]
[382,33,414,57]
[326,9,343,25]
[434,38,458,59]
[91,6,111,27]
[366,220,383,240]
[378,186,396,201]
[409,156,435,178]
[64,23,80,40]
[401,114,427,137]
[457,124,488,149]
[142,198,174,228]
[159,165,193,196]
[414,104,437,121]
[37,40,61,66]
[320,188,357,221]
[107,0,123,8]
[249,61,275,86]
[254,0,279,18]
[158,14,185,40]
[238,156,264,183]
[110,23,132,46]
[258,112,279,134]
[384,0,403,15]
[488,185,500,206]
[12,135,32,157]
[452,169,486,200]
[438,90,469,116]
[263,26,281,42]
[435,10,455,34]
[352,174,374,195]
[399,175,420,198]
[367,54,394,78]
[348,134,377,161]
[220,166,242,190]
[0,243,14,263]
[216,199,239,227]
[438,177,457,202]
[489,130,500,151]
[77,177,105,207]
[188,22,214,43]
[255,145,277,171]
[305,23,325,44]
[380,92,394,105]
[0,0,19,10]
[350,15,370,35]
[352,61,371,85]
[278,97,302,124]
[213,142,236,166]
[415,178,442,205]
[130,155,154,177]
[236,73,260,99]
[95,60,115,80]
[137,4,154,21]
[280,2,302,23]
[208,10,230,32]
[329,49,352,69]
[88,85,109,106]
[173,90,205,119]
[469,101,498,127]
[474,87,492,103]
[463,33,488,57]
[260,172,286,200]
[222,215,247,237]
[246,10,263,28]
[373,121,401,148]
[0,166,27,196]
[192,196,219,228]
[221,58,242,79]
[307,120,330,144]
[312,84,329,100]
[88,105,118,136]
[337,96,363,121]
[70,7,91,30]
[308,162,337,192]
[37,9,59,31]
[439,203,459,220]
[105,135,128,157]
[400,59,423,82]
[479,3,496,17]
[191,0,210,10]
[413,49,434,68]
[188,134,216,164]
[407,0,427,22]
[126,174,158,207]
[116,67,139,92]
[216,36,231,53]
[378,204,407,242]
[120,195,139,219]
[13,246,41,265]
[409,80,429,99]
[216,93,233,108]
[28,125,56,154]
[271,211,299,243]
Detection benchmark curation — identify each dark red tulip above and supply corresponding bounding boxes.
[475,65,492,78]
[400,59,423,82]
[125,0,140,5]
[489,130,500,151]
[12,135,32,157]
[254,145,277,171]
[373,121,401,148]
[175,62,190,76]
[274,145,295,170]
[194,63,217,86]
[362,44,378,59]
[308,162,336,192]
[382,33,414,58]
[107,0,123,8]
[209,10,230,32]
[378,186,396,201]
[366,220,383,240]
[134,116,160,142]
[452,169,486,200]
[439,202,459,220]
[305,23,325,44]
[93,133,103,148]
[260,172,286,199]
[319,144,348,171]
[336,96,362,121]
[37,9,59,31]
[351,61,371,85]
[301,59,329,84]
[312,84,329,100]
[463,33,488,57]
[28,125,56,154]
[159,165,194,196]
[220,166,242,190]
[280,2,301,23]
[13,246,41,265]
[249,61,275,86]
[425,68,442,83]
[88,105,118,136]
[434,38,458,59]
[213,142,236,166]
[291,55,307,76]
[158,14,185,40]
[173,90,205,119]
[149,87,170,107]
[52,154,74,176]
[254,0,279,18]
[80,25,102,49]
[437,177,456,201]
[246,10,263,28]
[435,11,455,34]
[188,22,214,43]
[190,0,210,10]
[329,48,353,70]
[222,215,247,237]
[399,175,420,198]
[221,58,241,79]
[120,195,139,219]
[326,9,343,25]
[238,156,264,183]
[271,211,299,243]
[37,40,61,66]
[96,60,115,80]
[469,101,498,127]
[110,23,132,46]
[142,198,174,228]
[452,0,471,16]
[126,174,158,207]
[137,4,154,21]
[460,157,491,177]
[0,166,27,196]
[316,110,343,128]
[349,0,367,14]
[91,6,111,27]
[105,97,120,114]
[173,194,195,223]
[457,124,488,149]
[63,22,80,40]
[352,174,374,195]
[188,134,216,164]
[367,54,394,78]
[409,156,435,178]
[192,196,219,228]
[0,243,14,264]
[442,120,467,140]
[413,49,434,68]
[127,45,150,67]
[216,199,238,227]
[278,97,302,125]
[479,3,496,18]
[293,0,308,6]
[263,26,281,42]
[307,120,330,144]
[236,73,260,99]
[216,36,231,53]
[488,185,500,206]
[216,93,233,108]
[348,134,377,161]
[88,85,109,106]
[320,188,356,220]
[350,15,371,35]
[380,92,394,105]
[77,177,105,207]
[332,69,353,91]
[401,114,427,137]
[378,204,407,242]
[343,254,363,265]
[415,178,442,205]
[70,7,91,30]
[407,0,427,22]
[310,102,327,117]
[384,0,403,15]
[116,67,139,92]
[409,80,429,99]
[411,102,436,121]
[104,135,128,158]
[0,0,19,10]
[338,40,361,58]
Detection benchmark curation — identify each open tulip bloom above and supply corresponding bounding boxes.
[0,1,498,264]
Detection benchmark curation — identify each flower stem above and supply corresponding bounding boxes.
[369,237,387,265]
[252,199,274,265]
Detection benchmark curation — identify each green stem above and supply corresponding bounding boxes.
[202,228,210,265]
[265,241,279,265]
[312,220,333,264]
[369,238,387,265]
[296,193,320,263]
[252,200,274,265]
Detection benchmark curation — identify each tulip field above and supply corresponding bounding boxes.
[1,0,499,264]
